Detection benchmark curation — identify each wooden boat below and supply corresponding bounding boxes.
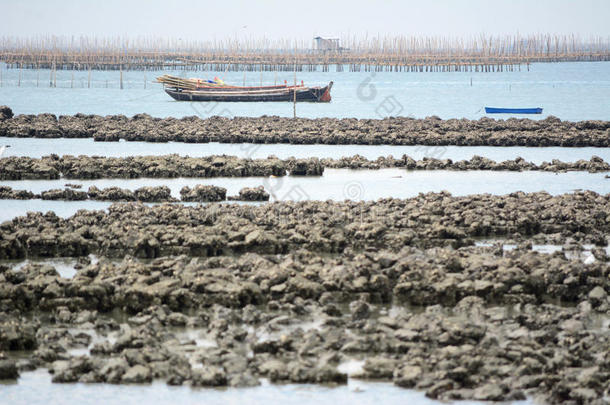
[156,75,333,102]
[164,82,333,102]
[485,107,543,114]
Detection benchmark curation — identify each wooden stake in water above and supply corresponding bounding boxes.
[36,67,39,87]
[88,66,91,88]
[18,65,21,87]
[293,56,297,119]
[120,67,123,89]
[71,70,74,88]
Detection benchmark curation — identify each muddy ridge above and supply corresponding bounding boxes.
[1,107,610,146]
[1,154,608,180]
[1,191,608,260]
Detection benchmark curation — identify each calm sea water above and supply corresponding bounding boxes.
[1,62,609,120]
[2,137,610,163]
[1,369,508,405]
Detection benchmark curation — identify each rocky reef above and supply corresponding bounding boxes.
[1,110,610,146]
[228,186,270,201]
[180,185,227,202]
[0,154,608,181]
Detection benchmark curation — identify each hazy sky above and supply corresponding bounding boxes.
[1,0,609,40]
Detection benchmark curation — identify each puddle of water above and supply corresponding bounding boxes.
[474,241,609,264]
[65,326,120,357]
[3,256,99,279]
[173,328,217,349]
[255,317,324,343]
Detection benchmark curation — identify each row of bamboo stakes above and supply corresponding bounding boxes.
[1,34,609,72]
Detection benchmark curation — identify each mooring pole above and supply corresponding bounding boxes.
[293,54,297,119]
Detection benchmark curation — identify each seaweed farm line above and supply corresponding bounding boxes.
[2,33,610,72]
[1,57,529,73]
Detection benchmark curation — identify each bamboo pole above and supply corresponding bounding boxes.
[293,53,296,119]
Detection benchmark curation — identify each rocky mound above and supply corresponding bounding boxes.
[0,105,13,121]
[228,186,270,201]
[180,185,227,202]
[40,189,88,201]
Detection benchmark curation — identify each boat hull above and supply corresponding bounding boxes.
[165,82,333,102]
[485,107,543,114]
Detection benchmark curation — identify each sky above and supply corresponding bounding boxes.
[1,0,609,41]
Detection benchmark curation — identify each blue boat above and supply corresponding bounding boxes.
[485,107,543,114]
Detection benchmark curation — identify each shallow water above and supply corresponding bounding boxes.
[9,257,80,278]
[1,169,608,222]
[1,62,609,121]
[0,199,113,223]
[0,199,247,223]
[0,254,103,279]
[1,369,524,405]
[2,137,610,163]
